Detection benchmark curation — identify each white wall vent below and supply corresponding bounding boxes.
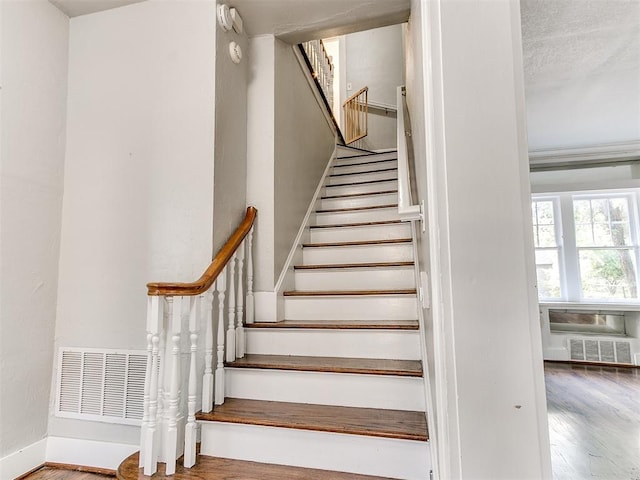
[569,338,633,365]
[56,348,147,425]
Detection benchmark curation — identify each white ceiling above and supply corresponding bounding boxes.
[50,0,145,17]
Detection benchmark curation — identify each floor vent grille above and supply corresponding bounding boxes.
[569,338,633,365]
[56,348,147,425]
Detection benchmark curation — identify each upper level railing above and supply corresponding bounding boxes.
[298,40,345,145]
[139,206,257,476]
[343,86,369,146]
[397,86,424,226]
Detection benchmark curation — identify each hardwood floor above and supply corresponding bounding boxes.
[117,452,397,480]
[196,397,428,441]
[545,362,640,480]
[20,465,114,479]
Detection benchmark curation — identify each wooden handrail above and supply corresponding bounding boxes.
[147,206,257,296]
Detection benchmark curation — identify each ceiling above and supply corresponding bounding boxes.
[49,0,639,151]
[50,0,145,17]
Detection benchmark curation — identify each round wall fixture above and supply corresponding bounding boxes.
[217,4,232,32]
[229,41,242,64]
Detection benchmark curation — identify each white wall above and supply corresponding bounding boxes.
[51,0,216,444]
[246,36,335,311]
[0,0,69,459]
[212,5,249,253]
[274,39,336,279]
[342,24,404,150]
[419,0,552,478]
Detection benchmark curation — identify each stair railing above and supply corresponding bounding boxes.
[139,206,257,476]
[301,39,334,110]
[343,86,369,146]
[397,86,424,227]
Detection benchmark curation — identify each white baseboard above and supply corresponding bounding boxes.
[0,438,46,479]
[544,347,569,361]
[46,436,138,471]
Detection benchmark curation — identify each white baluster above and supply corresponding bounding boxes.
[141,295,163,475]
[215,270,227,405]
[245,228,255,324]
[226,253,237,362]
[184,296,199,469]
[201,290,215,413]
[164,295,183,476]
[236,241,245,358]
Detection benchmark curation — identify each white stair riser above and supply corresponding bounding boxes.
[225,368,426,411]
[284,295,417,321]
[320,192,398,210]
[335,151,398,164]
[314,207,399,226]
[324,179,398,197]
[310,223,411,243]
[303,243,413,264]
[331,159,398,175]
[327,169,397,185]
[294,267,415,290]
[200,422,430,480]
[200,422,431,480]
[245,329,421,359]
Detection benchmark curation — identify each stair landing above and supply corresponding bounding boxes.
[117,452,398,480]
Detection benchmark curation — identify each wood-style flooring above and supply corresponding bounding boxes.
[116,452,396,480]
[196,397,428,441]
[545,362,640,480]
[19,465,114,479]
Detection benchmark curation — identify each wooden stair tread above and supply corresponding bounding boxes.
[326,178,397,188]
[303,238,412,247]
[330,167,397,177]
[310,219,405,229]
[117,451,395,480]
[334,157,398,168]
[283,289,416,297]
[246,319,419,330]
[295,261,414,270]
[225,354,423,377]
[321,189,398,199]
[197,398,428,442]
[316,204,397,213]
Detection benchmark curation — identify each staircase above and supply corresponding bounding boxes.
[121,147,430,479]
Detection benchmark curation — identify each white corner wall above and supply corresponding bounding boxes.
[342,24,405,150]
[51,0,216,444]
[420,0,552,478]
[0,0,69,461]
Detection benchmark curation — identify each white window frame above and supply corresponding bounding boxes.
[532,189,640,304]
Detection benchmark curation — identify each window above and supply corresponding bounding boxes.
[532,199,562,299]
[531,191,640,302]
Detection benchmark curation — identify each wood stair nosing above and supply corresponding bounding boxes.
[294,261,414,270]
[302,238,412,248]
[321,189,398,200]
[334,156,398,168]
[225,354,423,377]
[245,320,420,330]
[315,204,398,214]
[329,167,398,178]
[283,289,417,297]
[326,178,398,188]
[310,220,405,229]
[196,398,428,442]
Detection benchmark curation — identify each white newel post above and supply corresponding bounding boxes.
[141,295,163,475]
[164,295,183,476]
[245,228,254,324]
[184,295,199,468]
[214,270,227,405]
[201,291,215,413]
[236,240,245,358]
[226,253,237,362]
